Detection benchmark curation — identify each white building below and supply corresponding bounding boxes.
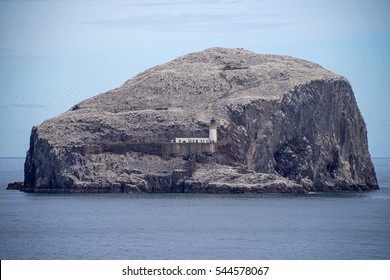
[175,137,210,143]
[175,118,217,143]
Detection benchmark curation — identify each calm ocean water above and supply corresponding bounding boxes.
[0,157,389,260]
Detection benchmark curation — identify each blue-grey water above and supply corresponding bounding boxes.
[0,157,389,260]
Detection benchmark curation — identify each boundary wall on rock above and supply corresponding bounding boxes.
[75,142,217,159]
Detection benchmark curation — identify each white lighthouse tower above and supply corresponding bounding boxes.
[209,118,217,143]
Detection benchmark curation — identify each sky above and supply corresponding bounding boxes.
[0,0,389,157]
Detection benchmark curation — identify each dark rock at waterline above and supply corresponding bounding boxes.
[21,47,378,193]
[7,181,24,190]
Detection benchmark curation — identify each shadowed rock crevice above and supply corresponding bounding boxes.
[14,47,377,193]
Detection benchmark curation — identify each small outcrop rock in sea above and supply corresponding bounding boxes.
[7,181,24,190]
[20,47,378,193]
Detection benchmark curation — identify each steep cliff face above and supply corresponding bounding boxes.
[22,47,378,193]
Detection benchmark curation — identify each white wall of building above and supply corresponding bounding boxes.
[175,138,210,143]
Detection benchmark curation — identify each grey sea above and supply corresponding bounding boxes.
[0,157,389,260]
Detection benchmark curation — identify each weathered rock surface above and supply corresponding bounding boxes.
[19,47,378,193]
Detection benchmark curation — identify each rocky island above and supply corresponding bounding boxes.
[10,47,378,193]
